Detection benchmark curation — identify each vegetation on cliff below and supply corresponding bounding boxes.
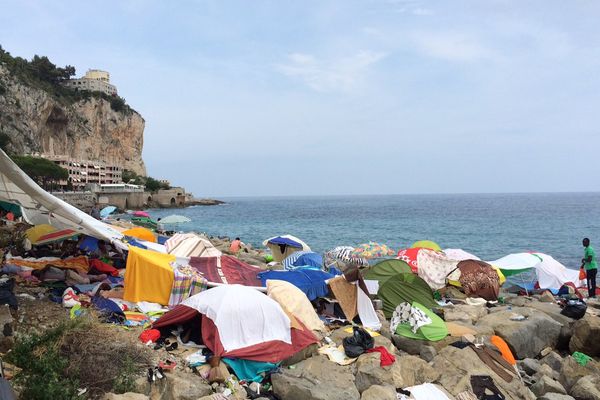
[0,44,133,114]
[122,169,170,192]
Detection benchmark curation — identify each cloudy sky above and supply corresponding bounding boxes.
[1,1,599,196]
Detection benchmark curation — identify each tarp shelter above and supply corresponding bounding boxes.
[283,251,323,270]
[490,253,541,277]
[533,253,582,290]
[165,233,222,258]
[394,302,448,341]
[25,224,56,243]
[266,280,326,332]
[363,259,412,285]
[189,255,263,287]
[411,240,441,252]
[124,246,176,305]
[123,227,157,243]
[153,285,318,363]
[454,260,500,301]
[263,235,311,262]
[258,269,333,301]
[0,149,123,244]
[443,248,481,261]
[34,229,78,245]
[378,273,437,318]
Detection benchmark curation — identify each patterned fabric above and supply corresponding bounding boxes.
[324,246,369,267]
[390,302,432,334]
[458,260,500,301]
[351,242,395,259]
[416,249,459,289]
[168,264,208,308]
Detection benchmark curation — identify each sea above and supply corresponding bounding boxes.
[148,193,600,268]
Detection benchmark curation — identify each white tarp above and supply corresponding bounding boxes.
[533,253,582,290]
[0,149,123,243]
[489,253,541,271]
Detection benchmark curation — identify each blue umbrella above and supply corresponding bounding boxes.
[100,206,117,218]
[283,251,323,270]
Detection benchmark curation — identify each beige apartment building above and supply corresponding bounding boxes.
[43,155,122,190]
[62,69,118,96]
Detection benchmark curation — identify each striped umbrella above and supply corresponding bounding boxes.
[34,229,79,245]
[324,246,369,267]
[352,242,395,259]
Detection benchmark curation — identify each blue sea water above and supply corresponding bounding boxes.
[149,193,600,268]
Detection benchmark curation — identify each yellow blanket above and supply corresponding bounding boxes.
[8,256,89,273]
[123,246,175,305]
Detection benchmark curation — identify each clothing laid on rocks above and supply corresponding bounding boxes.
[390,302,432,334]
[470,375,505,400]
[470,345,514,383]
[365,346,396,366]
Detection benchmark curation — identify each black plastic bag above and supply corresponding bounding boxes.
[342,326,374,358]
[561,300,587,320]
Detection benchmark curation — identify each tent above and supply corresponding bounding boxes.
[411,240,441,252]
[377,273,437,318]
[363,259,412,286]
[490,253,541,277]
[263,235,311,262]
[533,253,582,290]
[454,260,500,301]
[165,233,222,258]
[393,302,448,341]
[443,248,481,261]
[123,227,157,243]
[282,251,323,270]
[123,246,176,305]
[266,280,326,332]
[258,269,333,301]
[0,149,123,244]
[153,285,318,363]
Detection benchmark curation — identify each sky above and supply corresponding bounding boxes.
[1,0,599,197]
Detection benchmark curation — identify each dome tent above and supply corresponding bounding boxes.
[377,273,437,318]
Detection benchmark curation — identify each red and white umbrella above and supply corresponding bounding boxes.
[34,229,79,245]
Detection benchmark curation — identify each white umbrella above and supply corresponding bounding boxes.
[160,214,191,224]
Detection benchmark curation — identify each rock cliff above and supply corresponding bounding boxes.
[0,65,146,175]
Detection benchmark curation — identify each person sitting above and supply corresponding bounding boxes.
[229,237,243,254]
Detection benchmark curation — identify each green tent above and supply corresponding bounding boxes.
[378,272,437,318]
[0,200,22,218]
[363,259,412,286]
[394,302,448,341]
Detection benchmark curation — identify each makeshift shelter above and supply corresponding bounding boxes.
[363,259,412,286]
[416,249,459,290]
[165,233,222,258]
[411,240,441,252]
[263,235,311,262]
[377,273,437,318]
[123,227,157,243]
[153,285,318,363]
[392,302,448,341]
[189,255,263,287]
[123,246,176,305]
[0,149,123,244]
[454,260,500,301]
[258,269,333,301]
[443,248,481,261]
[25,224,56,243]
[533,253,582,290]
[266,280,326,332]
[282,251,323,270]
[34,229,78,245]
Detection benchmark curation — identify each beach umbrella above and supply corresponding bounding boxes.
[160,214,191,224]
[25,224,56,243]
[324,246,369,267]
[282,251,323,270]
[411,240,441,252]
[132,210,150,218]
[123,226,157,243]
[263,235,311,262]
[100,206,117,219]
[34,229,79,245]
[352,242,395,259]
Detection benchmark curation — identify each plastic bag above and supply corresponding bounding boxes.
[561,300,587,320]
[579,267,587,280]
[342,326,374,358]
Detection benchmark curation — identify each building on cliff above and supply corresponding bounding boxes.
[62,69,117,96]
[42,154,123,190]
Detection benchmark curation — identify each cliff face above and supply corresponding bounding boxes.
[0,66,146,175]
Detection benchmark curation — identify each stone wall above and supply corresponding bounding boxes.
[52,192,96,212]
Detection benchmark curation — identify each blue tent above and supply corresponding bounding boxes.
[283,251,323,270]
[258,269,333,301]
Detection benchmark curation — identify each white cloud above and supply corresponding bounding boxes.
[411,32,497,62]
[276,51,386,92]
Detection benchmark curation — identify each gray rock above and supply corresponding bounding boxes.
[519,358,542,376]
[476,307,562,359]
[396,355,440,387]
[540,291,556,303]
[376,310,392,340]
[360,385,396,400]
[569,316,600,357]
[542,351,564,372]
[569,375,600,400]
[444,304,488,325]
[530,375,567,397]
[559,356,600,391]
[271,355,360,400]
[168,372,213,400]
[535,364,561,381]
[431,346,535,399]
[419,345,437,362]
[354,353,404,393]
[538,394,575,400]
[506,297,530,307]
[392,335,426,355]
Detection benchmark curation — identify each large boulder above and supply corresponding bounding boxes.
[538,395,575,400]
[168,372,213,400]
[431,346,535,400]
[559,356,600,391]
[476,307,562,359]
[354,353,403,393]
[444,304,488,325]
[541,351,565,372]
[519,358,542,376]
[395,355,440,387]
[569,375,600,400]
[360,385,396,400]
[530,375,567,397]
[271,355,360,400]
[569,316,600,357]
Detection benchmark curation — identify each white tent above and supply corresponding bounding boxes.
[0,149,123,244]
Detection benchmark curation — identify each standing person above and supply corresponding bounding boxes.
[229,237,243,254]
[582,238,597,298]
[90,203,101,220]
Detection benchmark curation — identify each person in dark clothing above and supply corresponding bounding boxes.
[582,238,597,298]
